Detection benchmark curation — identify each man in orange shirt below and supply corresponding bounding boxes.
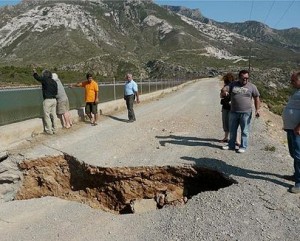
[75,73,99,125]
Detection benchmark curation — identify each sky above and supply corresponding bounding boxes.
[0,0,299,30]
[155,0,300,30]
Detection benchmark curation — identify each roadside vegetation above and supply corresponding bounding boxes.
[255,82,293,115]
[0,66,128,86]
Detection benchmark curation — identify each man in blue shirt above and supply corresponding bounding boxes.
[124,73,140,122]
[282,72,300,193]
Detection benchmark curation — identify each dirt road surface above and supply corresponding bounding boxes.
[0,78,299,241]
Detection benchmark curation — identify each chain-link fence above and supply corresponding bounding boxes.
[0,79,187,126]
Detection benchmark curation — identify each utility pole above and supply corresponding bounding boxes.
[248,46,252,72]
[248,36,258,73]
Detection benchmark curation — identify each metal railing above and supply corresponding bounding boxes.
[0,78,187,126]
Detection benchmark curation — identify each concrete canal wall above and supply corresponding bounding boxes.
[0,81,195,152]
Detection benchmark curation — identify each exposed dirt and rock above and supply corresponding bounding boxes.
[0,78,299,241]
[16,154,234,214]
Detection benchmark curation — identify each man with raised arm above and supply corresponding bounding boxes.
[75,73,99,126]
[33,68,58,135]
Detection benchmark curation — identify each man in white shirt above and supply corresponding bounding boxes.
[124,73,140,122]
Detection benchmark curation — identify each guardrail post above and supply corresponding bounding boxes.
[140,76,143,95]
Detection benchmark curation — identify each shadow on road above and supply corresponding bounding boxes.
[181,156,291,188]
[104,115,128,123]
[156,135,220,148]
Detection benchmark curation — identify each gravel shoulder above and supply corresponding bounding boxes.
[0,78,299,241]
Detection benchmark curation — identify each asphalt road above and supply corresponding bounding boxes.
[0,78,299,241]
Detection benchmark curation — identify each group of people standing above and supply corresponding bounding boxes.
[33,69,73,135]
[33,70,140,134]
[220,69,261,153]
[220,69,300,194]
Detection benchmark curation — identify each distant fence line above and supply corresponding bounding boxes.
[0,78,187,126]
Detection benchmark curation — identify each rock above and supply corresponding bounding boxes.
[165,188,184,204]
[0,151,8,162]
[0,155,22,202]
[130,198,157,213]
[155,193,166,208]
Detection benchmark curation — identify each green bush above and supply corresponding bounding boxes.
[0,66,101,86]
[264,145,276,152]
[255,82,293,115]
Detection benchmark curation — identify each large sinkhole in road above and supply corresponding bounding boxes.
[16,155,236,214]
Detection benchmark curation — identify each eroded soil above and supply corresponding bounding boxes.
[16,154,235,214]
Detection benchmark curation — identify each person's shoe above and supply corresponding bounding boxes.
[127,119,134,123]
[222,145,235,150]
[289,186,300,194]
[44,131,53,135]
[237,148,246,153]
[222,145,229,150]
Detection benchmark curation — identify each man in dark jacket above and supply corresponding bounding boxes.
[33,69,58,134]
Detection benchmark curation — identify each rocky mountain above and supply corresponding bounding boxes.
[0,0,299,81]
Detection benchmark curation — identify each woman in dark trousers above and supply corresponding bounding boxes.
[124,73,140,122]
[220,73,235,142]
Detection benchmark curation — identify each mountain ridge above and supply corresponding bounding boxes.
[0,0,299,81]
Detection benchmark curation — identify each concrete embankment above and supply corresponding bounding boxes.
[0,80,195,152]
